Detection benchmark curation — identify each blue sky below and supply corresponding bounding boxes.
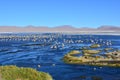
[0,0,120,28]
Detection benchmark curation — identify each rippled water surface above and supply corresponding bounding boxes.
[0,33,120,80]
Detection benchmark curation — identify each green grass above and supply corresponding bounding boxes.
[63,50,120,67]
[0,65,53,80]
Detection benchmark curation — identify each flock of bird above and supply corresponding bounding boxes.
[0,33,113,50]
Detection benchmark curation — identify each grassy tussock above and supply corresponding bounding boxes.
[0,65,52,80]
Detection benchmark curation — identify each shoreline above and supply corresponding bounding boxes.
[0,32,120,35]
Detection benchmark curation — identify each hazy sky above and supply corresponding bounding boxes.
[0,0,120,28]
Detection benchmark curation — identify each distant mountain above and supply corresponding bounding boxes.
[0,25,120,33]
[97,26,120,31]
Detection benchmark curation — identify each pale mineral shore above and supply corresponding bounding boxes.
[0,31,120,35]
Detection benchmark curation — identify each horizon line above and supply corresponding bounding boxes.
[0,25,119,28]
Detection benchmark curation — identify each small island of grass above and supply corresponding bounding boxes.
[0,65,53,80]
[63,49,120,67]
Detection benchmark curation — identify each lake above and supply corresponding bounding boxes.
[0,33,120,80]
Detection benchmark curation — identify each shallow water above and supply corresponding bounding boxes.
[0,33,120,80]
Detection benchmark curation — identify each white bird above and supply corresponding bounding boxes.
[93,68,96,70]
[38,65,41,68]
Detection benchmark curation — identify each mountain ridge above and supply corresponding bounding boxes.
[0,25,120,32]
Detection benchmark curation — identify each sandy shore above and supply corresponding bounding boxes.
[0,31,120,35]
